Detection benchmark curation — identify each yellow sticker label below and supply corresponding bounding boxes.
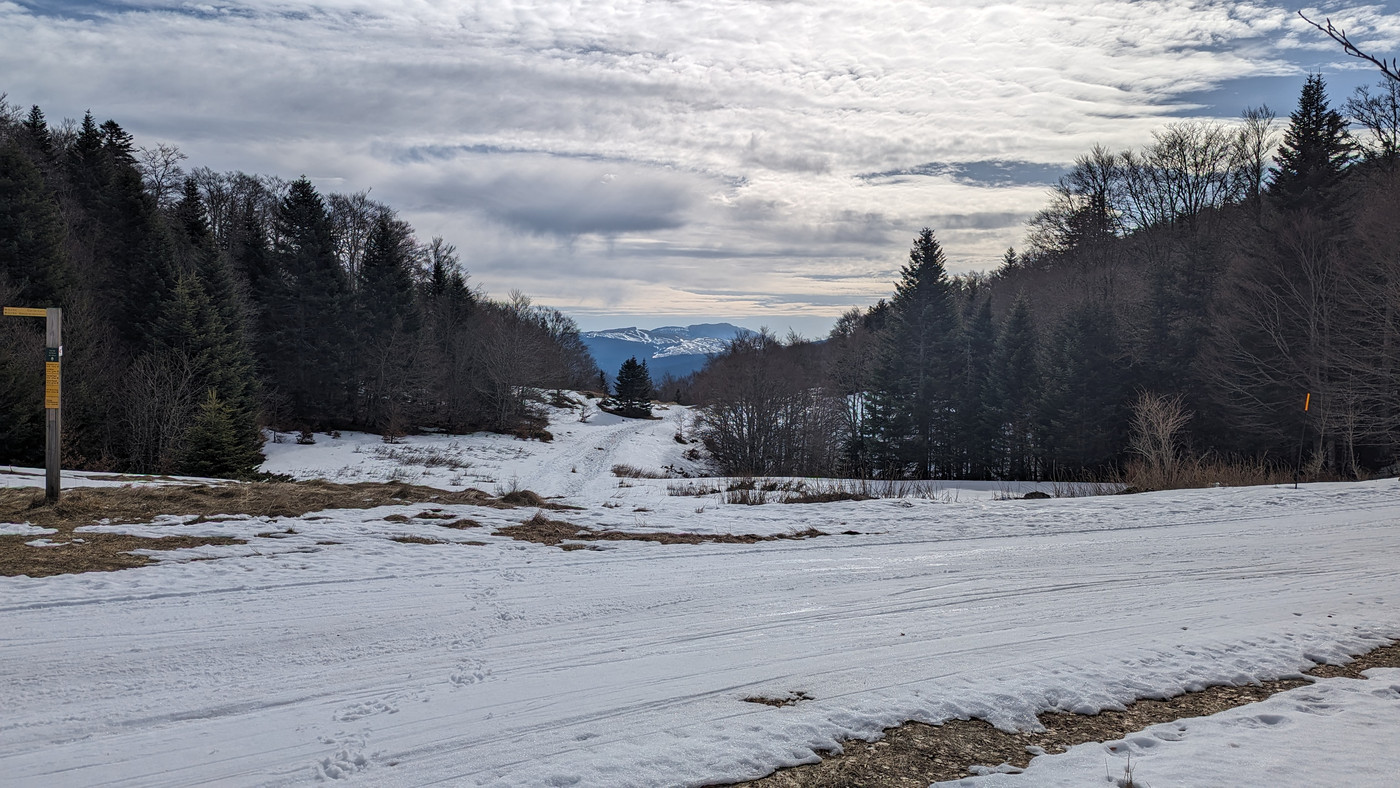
[3,306,47,317]
[45,362,60,409]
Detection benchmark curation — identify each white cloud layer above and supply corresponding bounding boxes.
[4,0,1399,331]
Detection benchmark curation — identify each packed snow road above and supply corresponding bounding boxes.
[2,409,1398,786]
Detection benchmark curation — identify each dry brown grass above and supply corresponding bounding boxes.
[0,479,545,578]
[496,512,826,548]
[611,464,672,479]
[0,532,245,578]
[724,641,1400,787]
[0,480,504,532]
[389,535,456,545]
[1122,455,1320,493]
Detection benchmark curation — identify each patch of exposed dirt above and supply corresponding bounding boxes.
[438,518,483,529]
[495,512,826,548]
[745,692,813,707]
[723,641,1400,787]
[0,479,541,578]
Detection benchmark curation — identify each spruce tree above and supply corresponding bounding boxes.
[956,293,998,478]
[0,140,71,304]
[1270,74,1355,212]
[1038,303,1130,475]
[23,105,53,161]
[988,293,1041,479]
[353,213,423,431]
[868,228,959,478]
[613,357,653,418]
[66,117,178,349]
[262,177,351,427]
[182,389,260,478]
[163,181,264,470]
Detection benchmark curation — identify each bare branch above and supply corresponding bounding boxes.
[1299,12,1400,83]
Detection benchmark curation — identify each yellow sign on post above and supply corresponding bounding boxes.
[45,361,60,409]
[3,306,47,317]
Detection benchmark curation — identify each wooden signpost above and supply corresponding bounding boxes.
[3,306,62,502]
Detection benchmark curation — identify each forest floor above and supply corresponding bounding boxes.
[2,395,1398,787]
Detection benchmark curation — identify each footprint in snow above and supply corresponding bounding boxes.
[334,698,398,721]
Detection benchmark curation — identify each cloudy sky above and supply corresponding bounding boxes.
[4,1,1399,335]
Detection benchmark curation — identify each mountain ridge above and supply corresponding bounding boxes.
[581,323,755,384]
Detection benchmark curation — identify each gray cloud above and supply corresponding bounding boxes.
[395,157,709,237]
[5,0,1399,333]
[859,160,1070,188]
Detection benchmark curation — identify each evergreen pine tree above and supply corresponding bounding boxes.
[1038,303,1130,475]
[182,389,260,478]
[955,292,998,478]
[1270,74,1356,212]
[262,177,351,427]
[65,112,106,210]
[23,105,53,161]
[868,228,959,478]
[353,213,423,430]
[988,293,1041,479]
[613,357,653,418]
[165,181,265,469]
[0,140,71,304]
[64,116,178,349]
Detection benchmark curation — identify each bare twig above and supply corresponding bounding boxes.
[1299,12,1400,83]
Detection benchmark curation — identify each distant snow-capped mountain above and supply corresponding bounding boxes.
[582,323,755,385]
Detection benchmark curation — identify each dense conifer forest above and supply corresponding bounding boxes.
[688,74,1400,482]
[0,97,597,476]
[3,72,1398,484]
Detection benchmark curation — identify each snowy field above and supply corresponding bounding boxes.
[2,399,1399,787]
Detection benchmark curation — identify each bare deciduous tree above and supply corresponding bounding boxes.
[1347,79,1400,165]
[1300,12,1399,83]
[1234,105,1279,206]
[119,352,199,472]
[1128,391,1192,488]
[137,143,188,209]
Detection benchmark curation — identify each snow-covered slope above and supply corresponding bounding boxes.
[2,403,1399,787]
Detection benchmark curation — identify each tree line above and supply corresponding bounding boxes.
[0,97,597,476]
[687,73,1400,481]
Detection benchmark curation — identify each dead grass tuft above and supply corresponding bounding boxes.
[611,464,672,479]
[495,512,826,549]
[389,535,453,545]
[496,489,578,510]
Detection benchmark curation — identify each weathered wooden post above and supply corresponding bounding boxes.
[45,308,63,502]
[3,306,62,502]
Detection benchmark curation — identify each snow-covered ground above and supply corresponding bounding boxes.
[2,399,1398,787]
